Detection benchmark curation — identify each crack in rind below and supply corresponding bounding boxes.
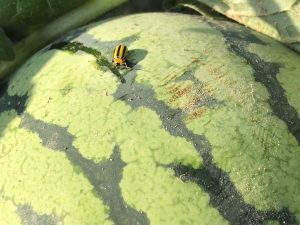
[20,113,149,225]
[113,72,296,225]
[0,81,27,115]
[209,20,300,146]
[17,204,58,225]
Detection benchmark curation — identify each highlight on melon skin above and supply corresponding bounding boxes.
[0,1,300,225]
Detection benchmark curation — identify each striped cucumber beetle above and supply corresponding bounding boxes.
[112,44,128,67]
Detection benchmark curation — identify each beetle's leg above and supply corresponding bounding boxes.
[123,61,131,69]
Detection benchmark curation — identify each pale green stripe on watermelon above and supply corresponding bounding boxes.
[0,111,113,225]
[247,40,300,116]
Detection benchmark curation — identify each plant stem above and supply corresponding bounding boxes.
[0,0,127,83]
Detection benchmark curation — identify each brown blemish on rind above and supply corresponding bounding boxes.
[159,58,201,87]
[209,19,300,145]
[168,84,193,102]
[114,72,295,225]
[167,80,215,121]
[186,108,207,121]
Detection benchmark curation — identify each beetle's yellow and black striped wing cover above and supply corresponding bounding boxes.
[113,45,128,59]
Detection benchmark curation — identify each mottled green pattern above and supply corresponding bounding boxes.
[1,13,300,224]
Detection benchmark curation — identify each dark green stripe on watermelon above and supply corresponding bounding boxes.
[172,165,295,225]
[17,204,59,225]
[20,113,150,225]
[0,81,27,115]
[209,20,300,146]
[113,72,296,225]
[49,41,126,83]
[174,67,223,108]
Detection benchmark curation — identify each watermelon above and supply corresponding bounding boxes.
[0,13,300,225]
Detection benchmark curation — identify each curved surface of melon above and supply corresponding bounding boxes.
[0,13,300,225]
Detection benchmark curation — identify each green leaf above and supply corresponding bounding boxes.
[163,0,225,18]
[222,0,297,16]
[0,0,89,30]
[192,0,300,54]
[0,28,15,61]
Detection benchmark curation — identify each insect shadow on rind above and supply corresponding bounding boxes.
[126,48,148,67]
[114,48,148,70]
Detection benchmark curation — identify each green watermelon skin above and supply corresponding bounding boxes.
[0,13,300,225]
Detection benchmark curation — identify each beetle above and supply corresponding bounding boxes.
[112,44,129,67]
